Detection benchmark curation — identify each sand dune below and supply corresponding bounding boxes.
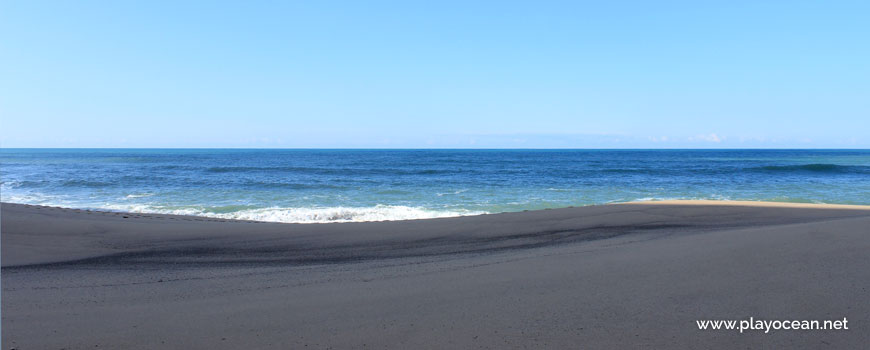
[3,201,869,349]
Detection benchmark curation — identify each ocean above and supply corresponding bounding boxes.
[1,149,868,223]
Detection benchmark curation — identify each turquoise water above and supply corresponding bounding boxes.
[1,149,868,223]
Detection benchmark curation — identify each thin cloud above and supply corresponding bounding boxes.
[689,133,723,143]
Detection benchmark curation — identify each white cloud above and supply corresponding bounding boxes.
[689,133,723,143]
[648,136,670,142]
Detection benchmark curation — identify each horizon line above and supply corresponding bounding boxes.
[2,147,868,150]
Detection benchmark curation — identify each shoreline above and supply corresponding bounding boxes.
[3,201,870,348]
[619,199,870,210]
[2,199,869,226]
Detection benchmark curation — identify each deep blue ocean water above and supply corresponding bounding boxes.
[1,149,868,223]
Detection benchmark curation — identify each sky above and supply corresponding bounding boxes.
[1,0,868,148]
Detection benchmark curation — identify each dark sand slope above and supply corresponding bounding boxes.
[2,202,870,349]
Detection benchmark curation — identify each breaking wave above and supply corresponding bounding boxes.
[95,204,487,223]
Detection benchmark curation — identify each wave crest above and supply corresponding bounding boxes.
[204,166,453,176]
[751,164,868,173]
[101,204,486,223]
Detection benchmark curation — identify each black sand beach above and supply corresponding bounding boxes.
[3,201,869,349]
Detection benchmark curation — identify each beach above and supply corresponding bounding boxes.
[2,200,869,349]
[4,0,869,347]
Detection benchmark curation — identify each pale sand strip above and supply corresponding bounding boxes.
[621,199,870,210]
[3,201,870,349]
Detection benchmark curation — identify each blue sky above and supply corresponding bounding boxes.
[1,0,868,148]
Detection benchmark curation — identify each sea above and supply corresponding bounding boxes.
[1,149,868,223]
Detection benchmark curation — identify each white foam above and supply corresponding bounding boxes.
[98,203,488,223]
[436,189,469,197]
[124,193,154,199]
[1,187,487,223]
[0,192,72,205]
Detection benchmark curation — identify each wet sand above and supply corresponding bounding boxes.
[2,201,869,349]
